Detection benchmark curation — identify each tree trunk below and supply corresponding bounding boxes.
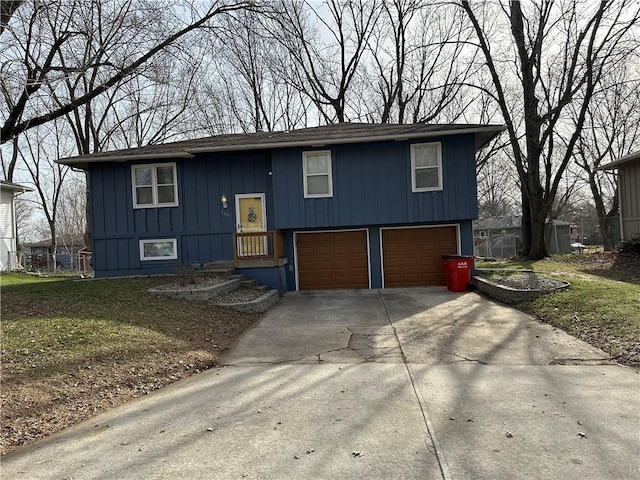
[520,186,531,256]
[49,223,57,272]
[528,214,548,259]
[602,215,618,250]
[523,181,550,259]
[5,137,19,182]
[588,173,618,251]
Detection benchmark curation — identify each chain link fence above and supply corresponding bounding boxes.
[474,233,518,259]
[7,251,93,277]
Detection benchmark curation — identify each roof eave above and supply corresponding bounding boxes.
[58,151,196,168]
[56,125,506,166]
[598,150,640,170]
[0,181,34,193]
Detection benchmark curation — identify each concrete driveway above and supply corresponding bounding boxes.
[3,288,639,479]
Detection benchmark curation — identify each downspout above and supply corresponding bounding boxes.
[617,171,625,242]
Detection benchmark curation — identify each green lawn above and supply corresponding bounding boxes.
[477,254,640,366]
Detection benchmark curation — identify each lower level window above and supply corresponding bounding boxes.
[140,238,177,261]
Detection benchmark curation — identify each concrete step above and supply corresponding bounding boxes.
[205,268,236,276]
[253,284,269,292]
[240,279,258,288]
[204,261,235,270]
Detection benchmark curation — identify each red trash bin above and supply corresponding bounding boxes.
[441,255,474,292]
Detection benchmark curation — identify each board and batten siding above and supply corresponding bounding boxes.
[271,135,477,230]
[619,161,640,241]
[0,189,16,271]
[90,152,272,275]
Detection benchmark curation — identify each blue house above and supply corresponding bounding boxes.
[59,123,504,291]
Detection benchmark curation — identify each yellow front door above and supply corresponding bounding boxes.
[236,195,266,256]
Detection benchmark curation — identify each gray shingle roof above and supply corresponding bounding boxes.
[58,122,505,169]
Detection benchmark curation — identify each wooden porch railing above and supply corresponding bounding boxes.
[232,231,284,265]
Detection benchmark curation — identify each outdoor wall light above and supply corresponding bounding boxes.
[221,194,228,208]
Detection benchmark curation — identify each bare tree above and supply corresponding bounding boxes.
[460,0,640,259]
[571,58,640,249]
[55,174,86,254]
[0,137,19,181]
[477,152,519,218]
[202,9,311,133]
[2,2,241,247]
[0,0,254,153]
[365,0,478,124]
[13,192,35,245]
[16,118,76,257]
[0,0,22,35]
[269,0,382,123]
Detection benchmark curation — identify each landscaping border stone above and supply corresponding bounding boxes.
[215,289,281,313]
[472,275,570,304]
[148,278,241,300]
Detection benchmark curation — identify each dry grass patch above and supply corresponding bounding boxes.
[1,274,259,455]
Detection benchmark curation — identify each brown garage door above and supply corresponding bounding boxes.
[382,226,457,287]
[296,230,369,290]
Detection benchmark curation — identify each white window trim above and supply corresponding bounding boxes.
[303,150,333,198]
[411,142,443,192]
[139,238,177,261]
[131,163,178,208]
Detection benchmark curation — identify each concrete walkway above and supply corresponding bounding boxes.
[2,288,639,479]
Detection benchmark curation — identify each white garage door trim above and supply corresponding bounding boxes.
[379,224,461,289]
[293,228,371,291]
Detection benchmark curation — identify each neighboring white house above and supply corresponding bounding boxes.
[0,181,33,271]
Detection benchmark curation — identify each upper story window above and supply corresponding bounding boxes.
[132,163,178,208]
[303,150,333,198]
[411,142,442,192]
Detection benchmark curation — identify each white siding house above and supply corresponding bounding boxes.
[0,181,33,271]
